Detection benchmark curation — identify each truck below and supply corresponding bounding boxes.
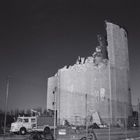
[10,115,97,140]
[10,115,55,135]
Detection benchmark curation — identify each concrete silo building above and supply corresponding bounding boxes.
[47,22,132,126]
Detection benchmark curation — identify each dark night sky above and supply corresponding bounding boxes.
[0,0,140,111]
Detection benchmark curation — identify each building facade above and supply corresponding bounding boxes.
[47,22,132,126]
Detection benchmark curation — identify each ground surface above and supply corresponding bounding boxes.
[0,128,140,140]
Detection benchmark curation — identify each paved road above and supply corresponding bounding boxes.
[0,128,140,140]
[0,135,27,140]
[0,136,140,140]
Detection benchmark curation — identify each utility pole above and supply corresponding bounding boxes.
[58,70,61,126]
[108,60,112,140]
[53,86,57,139]
[85,94,88,139]
[4,79,9,136]
[125,102,127,139]
[138,98,140,128]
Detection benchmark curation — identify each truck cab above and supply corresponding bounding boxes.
[10,116,37,135]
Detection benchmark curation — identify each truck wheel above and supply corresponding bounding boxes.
[29,132,42,140]
[80,137,86,140]
[20,127,26,135]
[44,127,51,134]
[80,134,97,140]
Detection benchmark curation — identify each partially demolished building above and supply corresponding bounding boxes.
[47,22,132,126]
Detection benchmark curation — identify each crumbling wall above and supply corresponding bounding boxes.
[47,76,57,110]
[106,22,131,125]
[57,61,110,125]
[47,22,132,126]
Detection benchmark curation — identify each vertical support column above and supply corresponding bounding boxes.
[53,86,57,139]
[85,94,88,139]
[58,70,61,125]
[138,99,140,128]
[4,79,9,136]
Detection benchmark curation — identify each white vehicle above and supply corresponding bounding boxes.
[10,116,37,135]
[10,115,55,135]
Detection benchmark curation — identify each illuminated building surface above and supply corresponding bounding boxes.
[47,22,132,126]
